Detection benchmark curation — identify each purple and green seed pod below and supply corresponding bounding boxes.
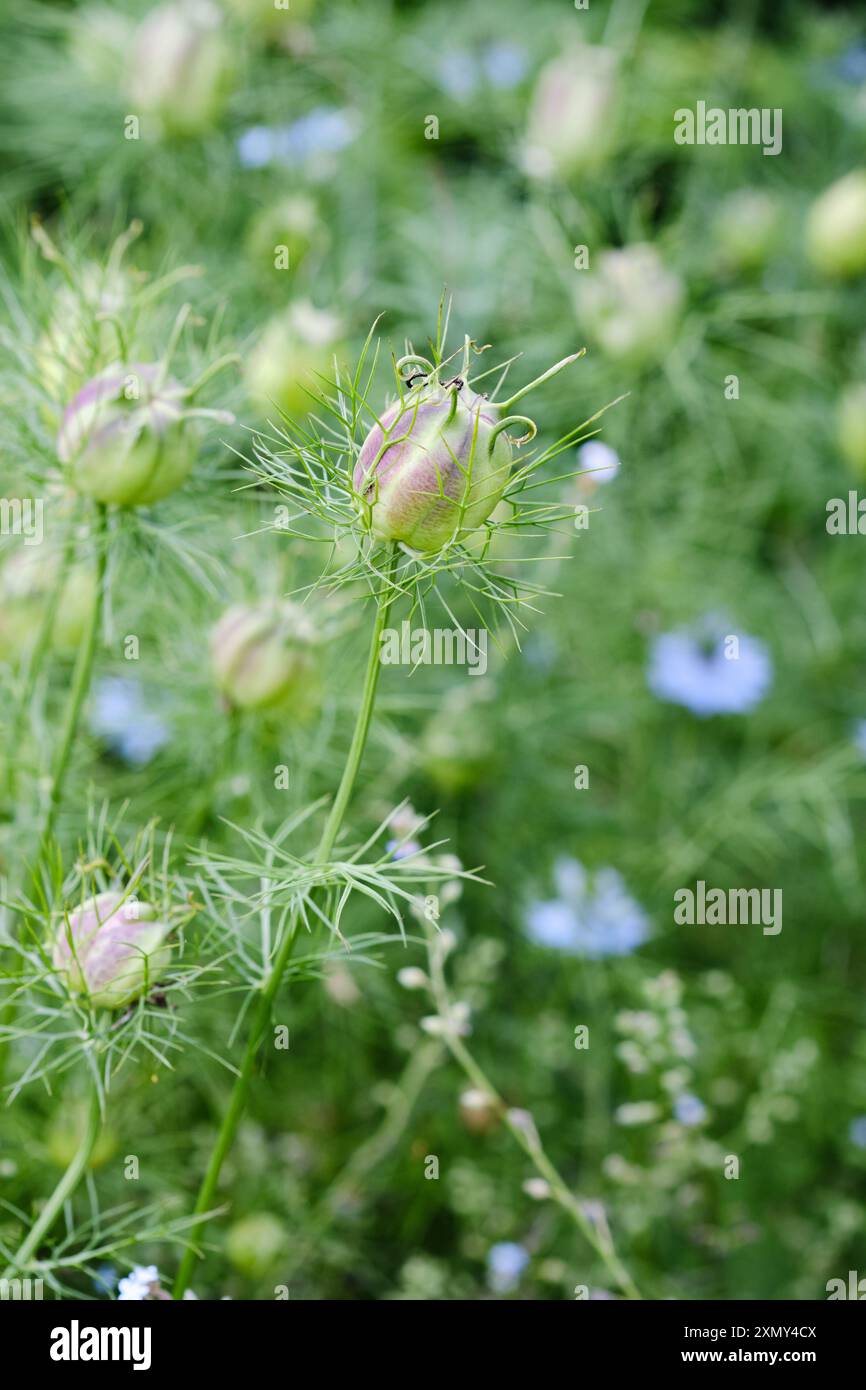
[353,346,581,552]
[53,892,172,1011]
[210,599,318,711]
[58,361,232,507]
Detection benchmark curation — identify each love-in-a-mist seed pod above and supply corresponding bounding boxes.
[353,340,582,551]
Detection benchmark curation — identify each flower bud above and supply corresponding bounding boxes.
[127,1,232,138]
[53,892,172,1011]
[577,244,683,366]
[838,383,866,476]
[245,300,342,420]
[0,545,96,663]
[57,362,229,506]
[210,599,318,711]
[524,45,617,180]
[459,1087,499,1135]
[354,347,580,551]
[807,171,866,278]
[226,1213,286,1278]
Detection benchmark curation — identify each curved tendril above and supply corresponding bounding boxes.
[488,414,537,450]
[395,353,435,382]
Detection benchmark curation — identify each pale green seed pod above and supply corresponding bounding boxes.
[807,171,866,278]
[245,301,342,420]
[57,362,231,507]
[127,0,233,138]
[354,347,580,552]
[0,545,96,664]
[524,45,618,180]
[210,599,318,711]
[226,1213,287,1278]
[577,244,683,366]
[53,892,173,1011]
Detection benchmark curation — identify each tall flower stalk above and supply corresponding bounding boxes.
[173,546,400,1298]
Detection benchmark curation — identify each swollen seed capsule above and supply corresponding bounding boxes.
[245,301,342,420]
[807,171,866,278]
[0,545,96,663]
[353,380,513,551]
[127,1,232,138]
[226,1214,287,1279]
[524,45,618,180]
[210,600,317,711]
[53,892,172,1011]
[57,362,221,507]
[577,244,683,367]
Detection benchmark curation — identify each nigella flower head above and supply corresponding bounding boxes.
[849,1116,866,1149]
[236,108,359,171]
[525,857,649,959]
[486,1241,529,1293]
[577,439,620,486]
[674,1093,707,1127]
[117,1264,161,1301]
[90,677,170,766]
[647,619,772,717]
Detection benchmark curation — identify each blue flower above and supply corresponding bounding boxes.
[436,50,479,101]
[90,677,170,766]
[674,1094,707,1127]
[525,857,649,958]
[237,108,358,170]
[93,1263,118,1295]
[647,622,772,716]
[486,1241,529,1293]
[849,1116,866,1149]
[577,439,621,485]
[481,42,527,90]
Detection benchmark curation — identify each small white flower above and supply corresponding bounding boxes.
[397,967,429,991]
[523,1178,551,1200]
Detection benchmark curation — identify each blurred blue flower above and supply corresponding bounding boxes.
[90,677,170,766]
[647,623,772,716]
[386,838,421,861]
[834,42,866,86]
[526,857,649,958]
[237,108,358,170]
[436,50,478,101]
[486,1241,529,1293]
[849,1116,866,1148]
[674,1094,707,1127]
[853,721,866,758]
[578,439,621,485]
[481,42,527,90]
[93,1263,118,1295]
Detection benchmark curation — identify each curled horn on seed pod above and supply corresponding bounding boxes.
[488,415,537,450]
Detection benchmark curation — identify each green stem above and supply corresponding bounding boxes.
[6,525,77,802]
[173,546,399,1299]
[34,504,108,877]
[0,506,107,1093]
[424,924,642,1301]
[1,1080,102,1278]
